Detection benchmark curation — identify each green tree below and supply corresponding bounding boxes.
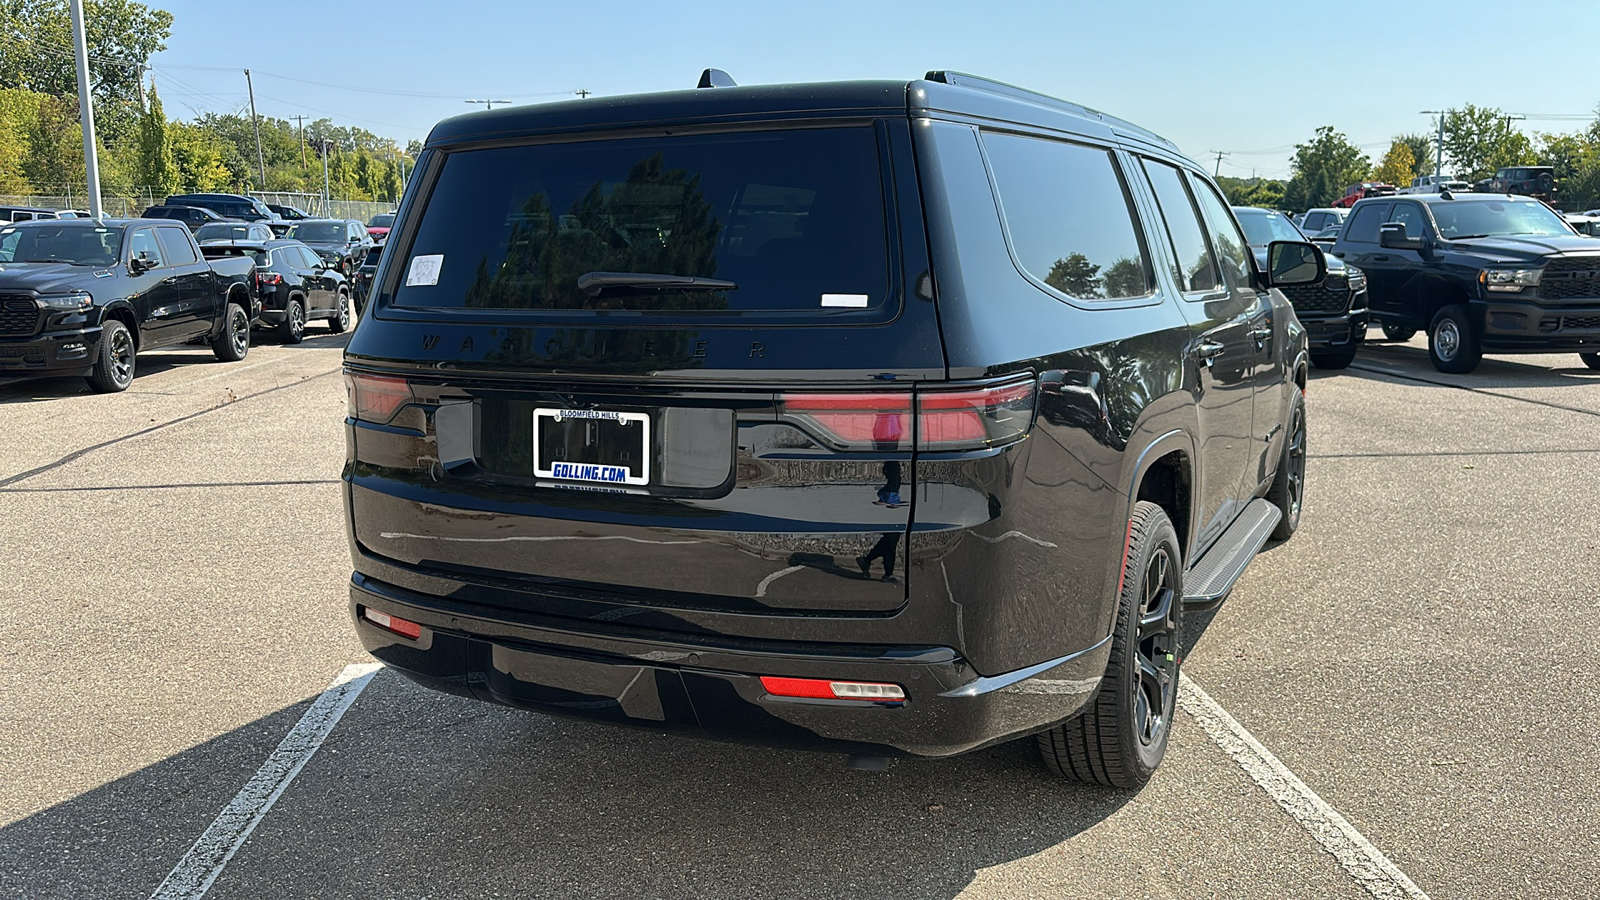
[170,121,234,192]
[1396,132,1434,178]
[1282,127,1369,211]
[1216,176,1286,209]
[0,87,42,192]
[1373,141,1417,189]
[1045,252,1102,298]
[1442,105,1536,183]
[136,84,176,194]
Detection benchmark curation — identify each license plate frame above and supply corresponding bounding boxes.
[533,408,651,486]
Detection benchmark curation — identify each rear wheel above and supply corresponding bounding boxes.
[1037,501,1181,788]
[1428,304,1482,374]
[211,302,250,362]
[1580,352,1600,371]
[328,289,351,333]
[1266,390,1306,541]
[87,319,135,393]
[1381,323,1416,342]
[279,297,305,344]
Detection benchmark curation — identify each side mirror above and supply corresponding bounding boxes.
[1265,241,1326,287]
[128,253,149,275]
[1378,222,1425,250]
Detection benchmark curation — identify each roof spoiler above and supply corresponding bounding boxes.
[697,68,736,89]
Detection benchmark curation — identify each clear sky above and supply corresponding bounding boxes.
[145,0,1600,179]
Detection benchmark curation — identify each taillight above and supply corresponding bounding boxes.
[344,371,413,423]
[361,606,422,640]
[257,272,283,286]
[759,676,906,704]
[777,377,1035,452]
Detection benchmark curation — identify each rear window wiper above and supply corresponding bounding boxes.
[577,271,737,297]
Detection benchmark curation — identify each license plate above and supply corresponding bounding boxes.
[533,408,650,486]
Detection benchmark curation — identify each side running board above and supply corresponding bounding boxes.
[1182,498,1281,609]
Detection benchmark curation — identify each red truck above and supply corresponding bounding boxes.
[1332,181,1397,208]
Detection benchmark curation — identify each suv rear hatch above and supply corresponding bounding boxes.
[346,112,968,629]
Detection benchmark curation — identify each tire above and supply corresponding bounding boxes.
[279,297,306,344]
[1266,389,1306,541]
[328,288,351,334]
[1037,501,1182,788]
[87,318,135,393]
[211,302,250,362]
[1381,323,1417,342]
[1581,352,1600,371]
[1309,344,1358,370]
[1427,304,1482,374]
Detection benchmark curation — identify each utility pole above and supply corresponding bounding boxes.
[1421,110,1447,177]
[575,88,591,99]
[69,0,102,218]
[464,99,511,110]
[244,69,267,189]
[1209,150,1229,177]
[291,114,308,170]
[314,139,331,215]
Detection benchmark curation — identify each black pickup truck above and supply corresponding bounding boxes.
[0,219,257,391]
[1330,192,1600,372]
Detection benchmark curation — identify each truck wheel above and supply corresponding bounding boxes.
[279,297,305,344]
[328,289,351,333]
[1581,352,1600,371]
[1036,500,1181,788]
[1428,305,1482,374]
[87,319,135,393]
[1266,389,1306,541]
[1309,345,1358,370]
[211,302,250,362]
[1381,324,1417,342]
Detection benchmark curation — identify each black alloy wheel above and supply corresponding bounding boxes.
[280,298,305,344]
[87,319,135,393]
[1037,500,1182,788]
[1267,389,1306,541]
[1580,352,1600,371]
[1381,323,1417,342]
[211,303,250,362]
[328,289,351,334]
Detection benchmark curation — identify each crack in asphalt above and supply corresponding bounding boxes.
[0,479,342,494]
[0,370,340,490]
[1310,447,1600,459]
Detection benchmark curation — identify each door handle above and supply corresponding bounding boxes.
[1249,327,1273,341]
[1194,339,1226,367]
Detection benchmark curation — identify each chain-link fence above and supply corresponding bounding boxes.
[0,190,396,223]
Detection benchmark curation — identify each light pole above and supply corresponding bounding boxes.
[68,0,102,218]
[465,99,512,111]
[1420,110,1448,179]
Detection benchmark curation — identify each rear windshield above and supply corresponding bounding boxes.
[368,214,394,228]
[391,127,889,314]
[196,223,256,242]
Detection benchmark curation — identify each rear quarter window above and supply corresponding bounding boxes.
[390,127,890,316]
[981,131,1153,302]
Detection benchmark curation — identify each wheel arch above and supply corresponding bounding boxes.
[1124,430,1195,564]
[100,302,140,350]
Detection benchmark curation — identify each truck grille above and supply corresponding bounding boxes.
[1278,277,1351,314]
[0,296,42,338]
[1539,315,1600,332]
[1539,258,1600,302]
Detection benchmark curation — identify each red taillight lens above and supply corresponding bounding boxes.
[777,378,1035,452]
[257,272,284,286]
[759,676,906,703]
[344,372,412,423]
[361,606,422,640]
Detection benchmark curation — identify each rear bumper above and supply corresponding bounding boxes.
[350,572,1110,758]
[0,326,101,380]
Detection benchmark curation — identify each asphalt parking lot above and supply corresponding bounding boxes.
[1,330,1596,900]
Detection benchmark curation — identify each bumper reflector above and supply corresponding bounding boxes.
[759,676,906,703]
[361,606,422,640]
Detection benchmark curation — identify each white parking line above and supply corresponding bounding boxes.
[149,663,382,900]
[1179,678,1430,900]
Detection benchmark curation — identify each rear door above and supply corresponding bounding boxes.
[1140,159,1257,553]
[154,225,215,339]
[347,120,943,617]
[295,246,335,313]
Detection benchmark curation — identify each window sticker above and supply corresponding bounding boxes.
[820,293,868,308]
[406,254,443,286]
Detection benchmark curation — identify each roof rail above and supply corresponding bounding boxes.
[922,70,1176,151]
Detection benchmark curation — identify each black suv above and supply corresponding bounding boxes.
[1330,191,1600,372]
[1234,206,1368,369]
[200,239,352,343]
[343,71,1319,785]
[286,219,373,276]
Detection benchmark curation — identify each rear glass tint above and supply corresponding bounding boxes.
[392,127,889,314]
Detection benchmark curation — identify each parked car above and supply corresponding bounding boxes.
[142,204,233,232]
[1331,182,1397,208]
[352,241,381,314]
[1563,214,1600,237]
[1235,206,1368,368]
[200,239,352,343]
[54,209,92,218]
[164,193,280,224]
[266,204,313,220]
[343,69,1320,787]
[1330,192,1600,372]
[194,222,276,244]
[1297,207,1347,235]
[0,219,257,391]
[1,206,60,222]
[1488,166,1557,201]
[286,219,373,276]
[1398,175,1473,194]
[365,213,395,241]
